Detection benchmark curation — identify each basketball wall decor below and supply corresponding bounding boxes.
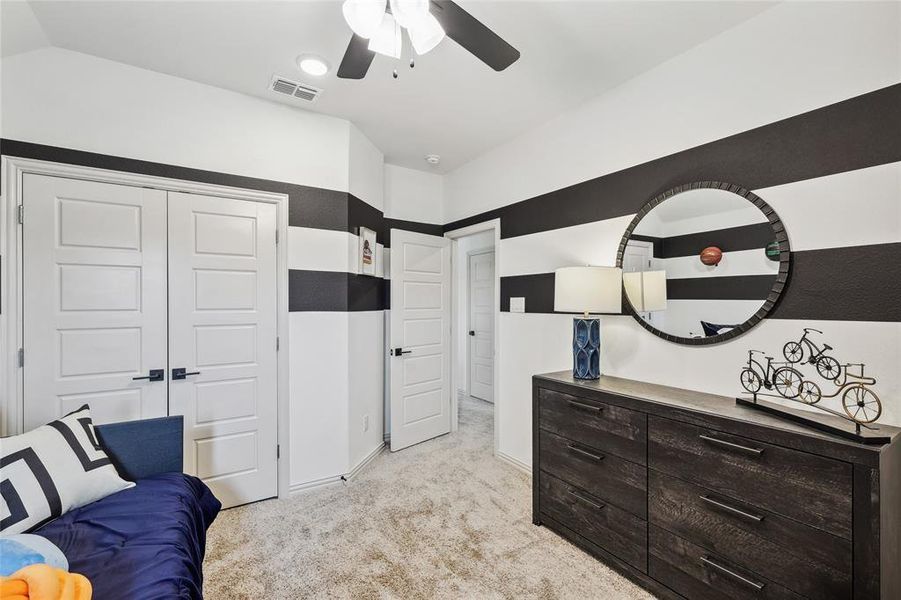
[699,245,723,266]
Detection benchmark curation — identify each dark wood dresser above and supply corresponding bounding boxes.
[532,371,901,600]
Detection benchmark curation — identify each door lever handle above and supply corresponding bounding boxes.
[469,330,475,336]
[132,369,165,382]
[392,348,412,356]
[172,368,201,380]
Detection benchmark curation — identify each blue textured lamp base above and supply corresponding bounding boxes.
[572,317,601,380]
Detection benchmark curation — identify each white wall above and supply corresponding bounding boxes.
[1,47,351,192]
[444,2,901,468]
[453,230,496,399]
[1,45,392,491]
[445,2,900,223]
[383,163,443,223]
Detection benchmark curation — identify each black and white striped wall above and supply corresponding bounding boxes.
[442,81,901,468]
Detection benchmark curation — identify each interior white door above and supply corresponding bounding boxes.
[468,251,495,402]
[623,240,654,322]
[167,191,278,508]
[23,174,168,429]
[389,229,451,452]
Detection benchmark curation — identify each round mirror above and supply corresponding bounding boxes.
[616,182,790,345]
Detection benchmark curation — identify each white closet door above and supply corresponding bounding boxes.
[468,251,495,402]
[23,174,168,430]
[389,229,452,452]
[167,192,278,508]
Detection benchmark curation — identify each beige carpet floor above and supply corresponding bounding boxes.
[203,397,654,599]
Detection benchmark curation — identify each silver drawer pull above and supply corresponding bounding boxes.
[699,434,764,457]
[567,444,605,462]
[700,556,765,591]
[567,399,604,413]
[700,495,765,523]
[568,489,605,510]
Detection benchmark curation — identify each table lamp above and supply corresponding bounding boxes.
[554,266,623,380]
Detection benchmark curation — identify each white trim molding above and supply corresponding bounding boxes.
[495,450,532,476]
[347,442,385,480]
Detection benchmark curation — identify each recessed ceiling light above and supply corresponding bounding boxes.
[297,55,329,77]
[425,154,441,165]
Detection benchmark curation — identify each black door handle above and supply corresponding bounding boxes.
[392,348,412,356]
[132,369,164,382]
[469,330,475,336]
[172,368,201,380]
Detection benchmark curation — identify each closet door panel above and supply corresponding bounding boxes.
[23,175,168,429]
[167,191,278,509]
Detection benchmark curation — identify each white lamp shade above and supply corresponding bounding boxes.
[408,12,445,55]
[342,0,387,39]
[554,266,622,314]
[368,12,402,58]
[389,0,429,28]
[623,270,668,312]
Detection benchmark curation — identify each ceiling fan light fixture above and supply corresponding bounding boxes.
[342,0,386,39]
[408,12,445,55]
[388,0,429,29]
[368,12,402,59]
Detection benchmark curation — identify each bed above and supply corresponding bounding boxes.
[33,416,221,600]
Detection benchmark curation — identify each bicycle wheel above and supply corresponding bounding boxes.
[816,356,841,381]
[783,341,803,363]
[842,386,882,424]
[797,381,821,405]
[773,367,803,399]
[740,368,762,393]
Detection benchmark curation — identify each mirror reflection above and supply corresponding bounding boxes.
[622,186,782,341]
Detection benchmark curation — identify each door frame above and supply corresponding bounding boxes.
[1,156,291,499]
[444,219,501,456]
[465,247,495,401]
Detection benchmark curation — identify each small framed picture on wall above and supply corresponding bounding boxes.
[358,226,377,276]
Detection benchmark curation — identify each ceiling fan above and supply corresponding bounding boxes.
[337,0,520,79]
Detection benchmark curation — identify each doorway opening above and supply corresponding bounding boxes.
[447,223,499,455]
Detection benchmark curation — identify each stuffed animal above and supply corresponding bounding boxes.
[0,535,68,577]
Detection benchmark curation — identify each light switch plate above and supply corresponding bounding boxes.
[510,297,525,313]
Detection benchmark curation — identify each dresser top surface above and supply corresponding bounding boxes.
[535,371,900,457]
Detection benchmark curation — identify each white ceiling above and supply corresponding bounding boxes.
[6,1,774,173]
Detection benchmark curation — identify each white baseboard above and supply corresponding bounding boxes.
[289,443,386,496]
[347,442,385,480]
[495,450,532,476]
[289,474,344,495]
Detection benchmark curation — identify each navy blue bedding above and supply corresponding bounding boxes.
[35,473,221,600]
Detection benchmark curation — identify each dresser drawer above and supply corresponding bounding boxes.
[649,471,851,599]
[539,429,647,518]
[648,415,852,538]
[539,387,647,465]
[539,472,647,572]
[650,526,804,600]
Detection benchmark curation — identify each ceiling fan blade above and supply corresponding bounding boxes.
[429,0,520,71]
[337,34,376,79]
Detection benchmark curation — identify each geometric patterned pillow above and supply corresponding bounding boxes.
[1,405,134,535]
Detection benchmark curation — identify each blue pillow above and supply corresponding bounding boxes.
[0,534,68,576]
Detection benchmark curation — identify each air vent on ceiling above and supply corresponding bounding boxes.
[269,75,321,102]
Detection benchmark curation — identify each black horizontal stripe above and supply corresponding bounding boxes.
[444,83,901,239]
[500,243,900,321]
[770,243,901,322]
[0,138,351,231]
[667,275,774,300]
[647,222,775,258]
[383,218,443,247]
[289,270,386,312]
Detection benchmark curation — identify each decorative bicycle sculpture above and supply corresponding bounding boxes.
[739,350,803,399]
[738,329,884,439]
[795,363,882,424]
[783,328,842,380]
